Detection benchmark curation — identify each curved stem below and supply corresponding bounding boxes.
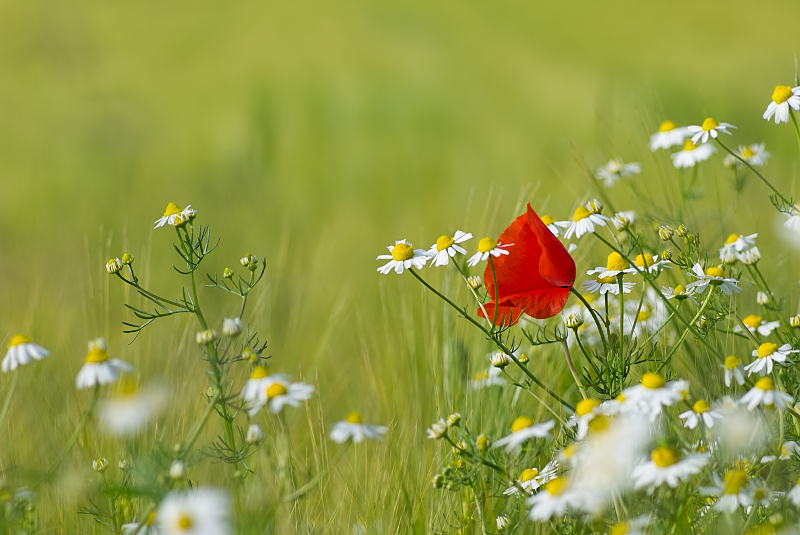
[656,290,714,373]
[0,373,20,426]
[561,340,587,400]
[569,288,609,355]
[715,139,791,205]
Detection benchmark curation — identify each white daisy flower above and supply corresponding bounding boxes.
[329,412,387,444]
[122,512,158,534]
[632,447,708,491]
[527,477,601,520]
[679,400,723,429]
[703,470,752,512]
[427,231,472,267]
[157,488,230,535]
[784,205,800,233]
[738,247,761,265]
[240,366,290,412]
[723,144,770,168]
[734,315,780,338]
[760,440,799,463]
[631,253,671,276]
[745,342,797,376]
[169,460,186,480]
[587,252,639,279]
[470,367,506,389]
[154,203,196,229]
[595,159,641,187]
[247,376,315,415]
[221,318,242,337]
[686,263,741,296]
[687,117,735,145]
[99,381,165,436]
[740,377,794,411]
[606,517,649,535]
[621,372,688,421]
[560,206,610,240]
[788,476,800,506]
[376,240,431,274]
[426,418,448,440]
[718,233,757,263]
[503,461,559,496]
[650,120,689,151]
[76,338,133,389]
[662,284,698,305]
[466,237,512,267]
[566,399,609,440]
[611,210,636,231]
[762,85,800,124]
[245,424,265,444]
[582,276,635,295]
[671,139,716,168]
[2,334,49,373]
[540,214,569,236]
[721,356,745,387]
[492,416,555,453]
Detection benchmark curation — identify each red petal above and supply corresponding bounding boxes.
[526,203,576,288]
[477,300,523,327]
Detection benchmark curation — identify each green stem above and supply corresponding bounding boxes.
[0,372,20,426]
[561,340,587,400]
[489,257,500,331]
[656,289,714,373]
[569,287,609,355]
[791,111,800,159]
[716,139,791,205]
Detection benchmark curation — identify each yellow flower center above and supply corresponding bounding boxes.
[753,488,766,501]
[391,243,414,261]
[474,370,488,381]
[7,334,31,348]
[723,470,748,494]
[743,315,763,328]
[741,147,755,159]
[520,468,539,482]
[659,120,678,132]
[693,400,711,413]
[674,284,686,295]
[652,447,679,467]
[724,355,741,369]
[616,393,626,403]
[772,85,793,104]
[145,512,156,525]
[573,207,591,222]
[540,215,555,225]
[597,276,617,284]
[85,348,109,363]
[177,514,193,530]
[345,411,363,424]
[638,310,652,322]
[641,372,665,389]
[114,379,138,398]
[701,117,719,132]
[755,377,775,391]
[266,383,288,399]
[250,366,270,379]
[436,235,454,252]
[609,522,629,535]
[544,477,567,496]
[164,203,182,217]
[705,267,724,279]
[587,415,609,433]
[757,343,778,359]
[563,443,580,458]
[725,234,740,245]
[477,238,497,253]
[683,139,698,152]
[575,398,600,417]
[511,416,534,433]
[635,254,654,268]
[606,252,630,272]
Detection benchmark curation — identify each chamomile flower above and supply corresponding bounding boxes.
[470,367,507,389]
[427,231,472,267]
[527,477,598,520]
[734,315,780,338]
[76,338,133,389]
[788,476,800,506]
[245,424,265,444]
[606,517,649,535]
[740,377,794,411]
[703,470,752,512]
[745,343,797,376]
[567,399,610,440]
[686,264,741,296]
[632,447,708,491]
[122,512,158,535]
[721,356,745,387]
[611,211,636,231]
[762,85,800,124]
[247,376,315,415]
[496,516,511,530]
[330,412,387,444]
[784,205,800,233]
[671,140,716,168]
[760,440,799,463]
[595,159,641,187]
[621,372,688,421]
[540,214,568,236]
[466,238,512,267]
[503,461,559,496]
[631,253,670,276]
[687,117,735,145]
[739,247,761,265]
[427,418,448,440]
[582,276,635,295]
[587,252,639,278]
[222,318,242,337]
[240,366,290,412]
[99,380,165,436]
[650,120,689,151]
[561,206,610,240]
[154,203,196,229]
[492,416,555,453]
[2,334,49,373]
[156,488,230,535]
[680,400,723,429]
[723,143,770,168]
[662,285,698,305]
[376,240,431,274]
[718,233,757,263]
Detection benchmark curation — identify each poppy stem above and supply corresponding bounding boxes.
[568,288,609,355]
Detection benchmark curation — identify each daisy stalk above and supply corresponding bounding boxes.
[656,288,715,373]
[790,111,800,157]
[0,372,19,426]
[715,138,792,206]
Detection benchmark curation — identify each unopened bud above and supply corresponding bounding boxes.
[517,353,529,365]
[677,224,689,237]
[118,460,129,471]
[196,329,218,345]
[242,347,256,361]
[240,253,259,271]
[121,254,134,265]
[222,317,243,337]
[205,387,216,399]
[565,313,584,329]
[490,352,512,369]
[93,458,109,472]
[223,267,234,279]
[661,250,673,261]
[169,460,186,480]
[432,474,445,489]
[452,441,467,455]
[476,434,489,452]
[106,258,122,274]
[658,226,674,241]
[446,413,462,428]
[467,276,482,290]
[757,292,770,306]
[586,199,604,214]
[246,424,265,444]
[791,315,800,328]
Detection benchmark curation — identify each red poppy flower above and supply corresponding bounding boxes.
[478,203,576,326]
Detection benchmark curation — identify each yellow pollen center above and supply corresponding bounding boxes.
[436,235,454,252]
[772,85,793,104]
[597,276,617,284]
[474,370,488,381]
[693,400,711,413]
[345,411,363,424]
[743,315,763,328]
[177,515,192,530]
[250,366,270,379]
[7,334,31,348]
[588,415,609,433]
[701,117,719,131]
[641,372,666,389]
[754,488,765,501]
[683,139,698,151]
[540,215,555,225]
[544,477,567,496]
[723,470,748,494]
[755,377,775,391]
[85,348,109,363]
[724,355,741,369]
[674,284,686,295]
[164,203,182,217]
[606,252,630,272]
[638,310,652,322]
[635,254,654,268]
[573,207,591,222]
[576,398,600,417]
[511,416,534,433]
[725,234,740,245]
[266,383,288,399]
[652,447,679,467]
[741,147,755,158]
[659,120,677,132]
[520,468,539,482]
[757,343,778,359]
[391,243,414,261]
[705,267,724,278]
[477,237,497,253]
[610,522,629,535]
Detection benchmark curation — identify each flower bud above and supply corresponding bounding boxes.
[205,387,216,399]
[222,317,243,337]
[93,458,109,472]
[242,347,256,361]
[106,258,123,274]
[677,224,689,237]
[661,250,673,261]
[169,460,186,480]
[246,424,265,445]
[476,434,489,452]
[791,315,800,328]
[757,292,770,306]
[196,329,218,345]
[658,226,674,241]
[565,313,584,329]
[490,352,511,369]
[432,474,445,489]
[496,516,511,530]
[240,253,259,271]
[446,413,462,428]
[586,199,604,214]
[517,353,529,365]
[467,276,482,290]
[122,254,135,266]
[118,459,129,471]
[452,441,467,455]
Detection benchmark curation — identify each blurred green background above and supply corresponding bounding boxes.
[3,0,800,531]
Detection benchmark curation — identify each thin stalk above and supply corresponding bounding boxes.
[489,257,500,331]
[791,111,800,158]
[716,139,791,205]
[282,445,349,502]
[561,340,587,400]
[0,372,20,426]
[656,288,714,373]
[569,288,609,354]
[734,313,759,348]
